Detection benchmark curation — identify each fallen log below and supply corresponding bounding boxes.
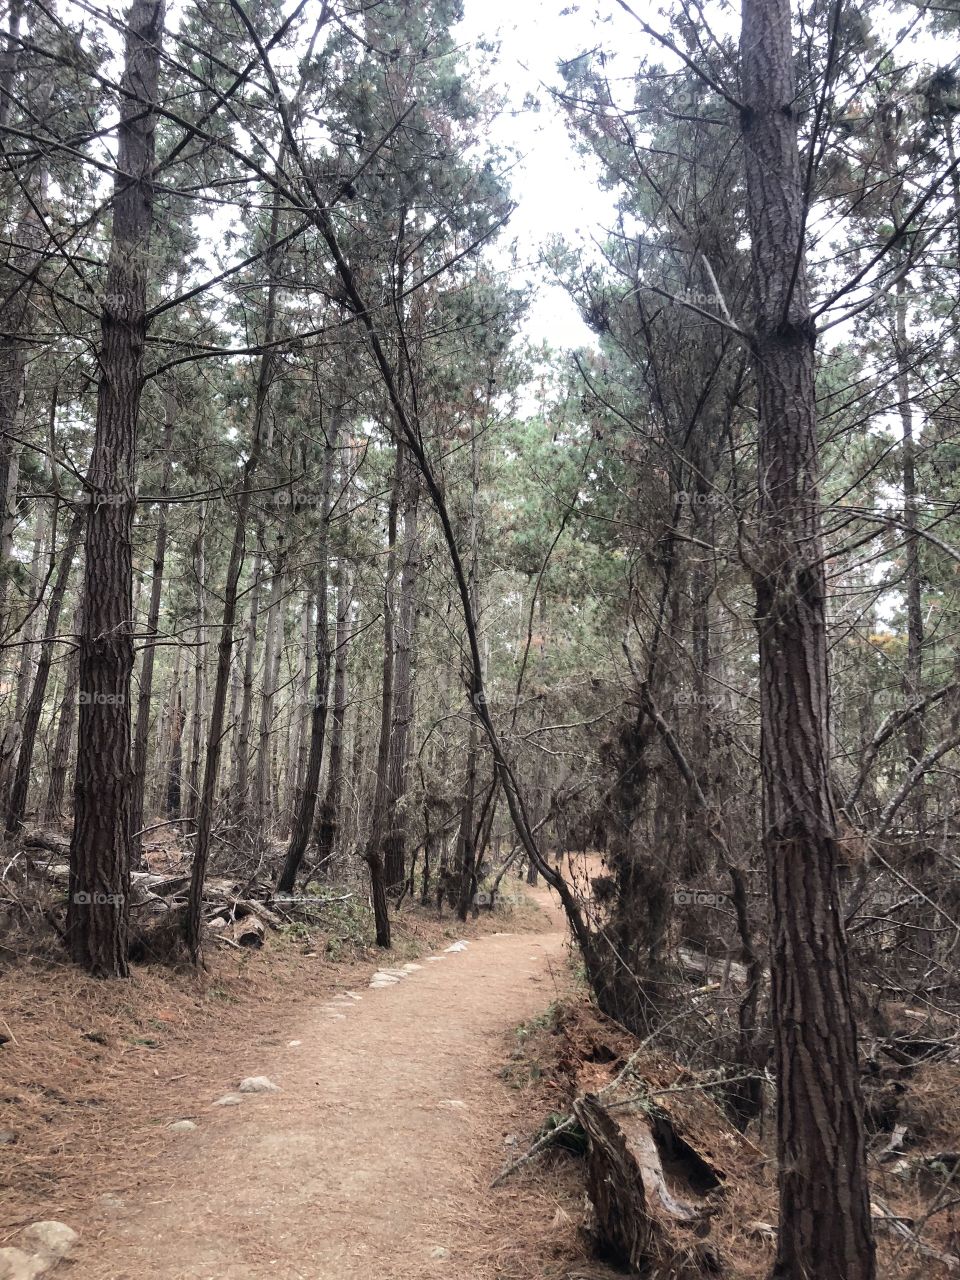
[131,872,191,897]
[204,898,283,930]
[223,914,265,948]
[878,1034,960,1065]
[871,1195,959,1270]
[572,1088,723,1276]
[678,947,750,987]
[21,831,70,859]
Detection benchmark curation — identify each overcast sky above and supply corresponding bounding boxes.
[455,1,643,349]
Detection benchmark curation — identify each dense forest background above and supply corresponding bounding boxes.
[4,1,960,1277]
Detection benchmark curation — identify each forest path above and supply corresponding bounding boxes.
[72,884,568,1280]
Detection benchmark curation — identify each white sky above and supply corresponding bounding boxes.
[455,1,952,353]
[455,0,642,350]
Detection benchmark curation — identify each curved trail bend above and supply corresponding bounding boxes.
[74,885,567,1280]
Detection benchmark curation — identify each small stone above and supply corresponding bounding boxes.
[325,1013,346,1020]
[426,956,444,962]
[439,1099,467,1110]
[22,1220,78,1261]
[444,941,468,953]
[0,1130,17,1145]
[98,1194,126,1215]
[378,968,408,979]
[238,1076,279,1093]
[345,992,362,1001]
[287,1040,302,1047]
[168,1120,197,1133]
[19,1218,77,1269]
[402,963,423,972]
[212,1093,243,1107]
[0,1246,45,1280]
[429,1247,450,1260]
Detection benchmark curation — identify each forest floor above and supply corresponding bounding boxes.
[7,865,960,1279]
[1,878,586,1280]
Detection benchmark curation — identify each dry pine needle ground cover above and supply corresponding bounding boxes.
[0,889,543,1235]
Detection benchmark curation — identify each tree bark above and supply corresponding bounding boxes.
[186,505,207,823]
[284,589,313,829]
[277,408,339,893]
[130,389,176,866]
[185,196,281,961]
[0,0,48,648]
[42,601,81,826]
[382,449,419,892]
[231,534,264,819]
[456,426,483,917]
[254,534,285,845]
[315,562,352,874]
[164,676,185,819]
[12,510,49,725]
[6,509,82,833]
[66,0,164,977]
[363,445,402,946]
[740,2,876,1277]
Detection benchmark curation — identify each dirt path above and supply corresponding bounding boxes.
[71,887,567,1280]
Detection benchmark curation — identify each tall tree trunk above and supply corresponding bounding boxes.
[185,189,282,960]
[456,426,483,916]
[362,446,402,947]
[0,0,48,648]
[66,0,164,977]
[254,534,285,845]
[130,391,176,866]
[186,505,207,823]
[382,452,419,892]
[12,509,49,724]
[315,563,352,876]
[43,600,81,827]
[892,270,924,835]
[879,108,925,836]
[277,408,339,893]
[740,3,875,1277]
[6,509,82,832]
[284,589,313,829]
[232,533,264,820]
[164,676,185,819]
[455,716,479,917]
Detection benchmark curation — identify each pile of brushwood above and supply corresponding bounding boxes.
[0,828,359,966]
[498,1000,960,1279]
